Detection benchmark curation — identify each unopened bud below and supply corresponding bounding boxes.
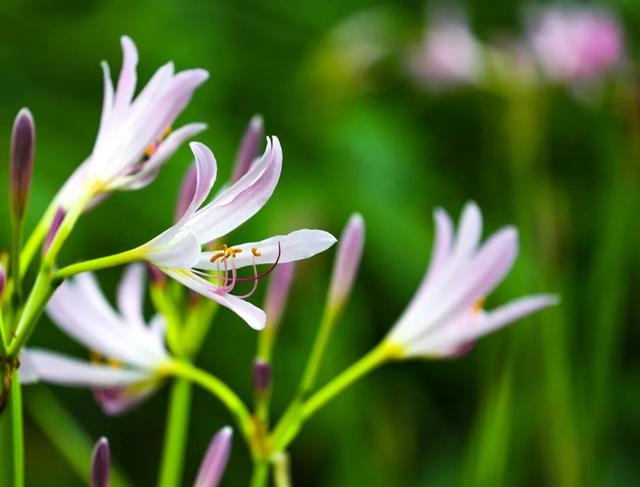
[195,427,233,487]
[0,263,5,298]
[90,437,110,487]
[42,208,66,255]
[147,264,166,287]
[10,108,35,222]
[327,213,365,312]
[253,359,272,394]
[231,115,263,183]
[264,262,295,330]
[174,163,197,222]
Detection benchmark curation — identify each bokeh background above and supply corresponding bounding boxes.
[1,0,639,485]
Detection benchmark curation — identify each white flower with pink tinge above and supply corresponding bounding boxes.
[386,203,558,358]
[140,140,337,330]
[57,35,208,209]
[527,6,624,85]
[21,265,168,414]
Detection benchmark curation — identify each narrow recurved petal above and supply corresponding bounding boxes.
[231,115,264,183]
[194,427,233,487]
[10,108,36,221]
[264,262,295,330]
[91,437,110,487]
[327,213,365,311]
[174,162,198,222]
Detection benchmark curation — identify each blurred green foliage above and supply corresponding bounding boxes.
[0,0,639,485]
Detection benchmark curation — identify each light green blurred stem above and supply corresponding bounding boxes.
[158,378,193,487]
[0,371,23,487]
[20,199,57,277]
[250,461,269,487]
[273,453,291,487]
[298,307,338,398]
[10,216,23,306]
[24,386,130,487]
[55,248,145,280]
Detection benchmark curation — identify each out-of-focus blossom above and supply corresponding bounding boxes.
[527,6,624,85]
[263,262,295,330]
[409,12,484,89]
[194,427,233,487]
[21,265,169,414]
[231,115,264,184]
[10,108,35,222]
[386,202,558,358]
[56,36,208,211]
[140,141,336,330]
[91,437,110,487]
[0,263,5,298]
[327,213,365,312]
[42,207,66,255]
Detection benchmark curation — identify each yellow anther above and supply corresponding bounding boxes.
[251,247,262,257]
[89,350,102,363]
[210,252,225,263]
[473,298,485,313]
[107,358,123,368]
[162,126,172,139]
[145,144,157,158]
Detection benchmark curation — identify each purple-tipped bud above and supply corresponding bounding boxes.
[90,437,110,487]
[147,264,166,287]
[231,115,263,183]
[194,427,233,487]
[42,208,66,255]
[264,262,295,330]
[327,213,365,312]
[10,108,35,221]
[174,163,198,222]
[0,263,5,298]
[253,359,272,394]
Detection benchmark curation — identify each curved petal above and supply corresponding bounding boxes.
[163,269,266,330]
[189,136,282,244]
[453,201,482,258]
[113,36,139,115]
[21,349,149,387]
[117,264,146,328]
[196,229,337,270]
[145,228,200,269]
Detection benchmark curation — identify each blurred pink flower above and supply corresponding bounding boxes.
[409,12,484,88]
[528,6,624,85]
[387,202,557,358]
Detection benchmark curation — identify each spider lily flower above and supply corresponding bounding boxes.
[56,35,208,211]
[21,265,170,414]
[527,6,624,86]
[194,426,233,487]
[386,203,558,358]
[140,140,336,330]
[409,11,484,89]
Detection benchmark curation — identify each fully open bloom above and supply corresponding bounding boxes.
[56,36,208,210]
[21,265,169,414]
[527,6,624,86]
[139,140,336,330]
[386,202,558,358]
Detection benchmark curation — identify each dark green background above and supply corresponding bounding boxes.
[1,0,639,485]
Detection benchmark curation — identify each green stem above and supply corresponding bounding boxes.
[158,378,193,487]
[250,461,270,487]
[20,200,57,278]
[273,453,291,487]
[0,371,24,487]
[10,218,23,305]
[55,248,145,280]
[167,360,253,442]
[298,307,337,399]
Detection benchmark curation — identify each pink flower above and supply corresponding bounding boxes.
[386,203,558,358]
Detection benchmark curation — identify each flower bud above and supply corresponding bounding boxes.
[327,213,365,312]
[264,262,295,330]
[0,263,5,298]
[90,437,110,487]
[147,264,167,287]
[231,115,263,183]
[253,359,272,395]
[42,208,66,255]
[10,108,35,222]
[195,427,233,487]
[174,163,197,222]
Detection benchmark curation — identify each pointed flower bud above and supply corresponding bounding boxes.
[327,213,365,312]
[42,208,66,255]
[264,262,295,330]
[174,163,198,222]
[231,115,263,183]
[253,359,272,395]
[90,437,110,487]
[0,263,5,298]
[194,427,233,487]
[10,108,35,222]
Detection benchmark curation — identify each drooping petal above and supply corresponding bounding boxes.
[197,229,336,270]
[189,136,282,244]
[21,349,148,387]
[117,264,146,328]
[163,269,266,330]
[194,427,233,487]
